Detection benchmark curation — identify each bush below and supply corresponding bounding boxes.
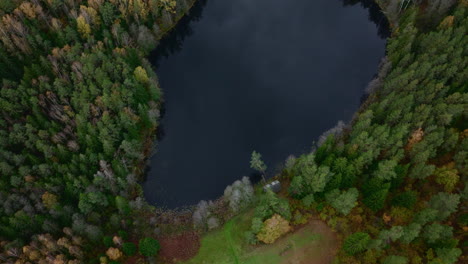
[122,242,137,256]
[138,237,160,257]
[343,232,371,255]
[389,206,414,225]
[383,255,408,264]
[251,217,263,234]
[244,231,258,245]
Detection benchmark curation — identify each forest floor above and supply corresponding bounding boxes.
[179,211,339,264]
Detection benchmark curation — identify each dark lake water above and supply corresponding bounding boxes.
[144,0,388,208]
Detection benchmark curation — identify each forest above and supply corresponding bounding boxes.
[0,0,196,263]
[0,0,467,264]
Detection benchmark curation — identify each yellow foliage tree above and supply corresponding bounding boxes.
[19,2,36,19]
[434,163,459,192]
[256,214,291,244]
[42,191,58,209]
[106,247,123,260]
[134,66,149,84]
[439,16,455,29]
[76,15,91,38]
[160,0,177,13]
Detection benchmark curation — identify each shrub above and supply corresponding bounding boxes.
[244,231,258,245]
[138,237,160,257]
[362,249,381,264]
[383,255,408,264]
[389,206,414,225]
[207,217,219,230]
[251,217,263,234]
[343,232,371,255]
[122,242,137,256]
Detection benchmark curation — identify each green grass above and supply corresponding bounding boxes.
[182,211,251,264]
[181,211,331,264]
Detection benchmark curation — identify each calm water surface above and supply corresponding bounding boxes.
[144,0,388,208]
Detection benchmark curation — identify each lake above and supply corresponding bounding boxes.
[144,0,388,208]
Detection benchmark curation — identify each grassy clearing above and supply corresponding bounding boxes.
[181,211,337,264]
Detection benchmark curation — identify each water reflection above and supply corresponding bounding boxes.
[151,0,208,67]
[342,0,390,38]
[145,0,388,208]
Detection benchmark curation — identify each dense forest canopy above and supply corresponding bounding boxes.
[0,0,466,263]
[0,0,195,263]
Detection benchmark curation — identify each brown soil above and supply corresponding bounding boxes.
[157,231,201,264]
[279,219,339,264]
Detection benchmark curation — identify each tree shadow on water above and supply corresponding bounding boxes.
[150,0,209,68]
[342,0,391,39]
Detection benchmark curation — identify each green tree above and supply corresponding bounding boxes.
[138,237,160,257]
[122,242,137,256]
[254,190,291,220]
[373,159,398,180]
[115,196,131,215]
[343,232,371,256]
[432,247,462,264]
[429,192,460,221]
[250,150,267,173]
[325,188,359,215]
[363,188,389,212]
[422,223,453,244]
[392,191,417,209]
[400,223,421,244]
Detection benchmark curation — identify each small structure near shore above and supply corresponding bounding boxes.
[263,180,281,193]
